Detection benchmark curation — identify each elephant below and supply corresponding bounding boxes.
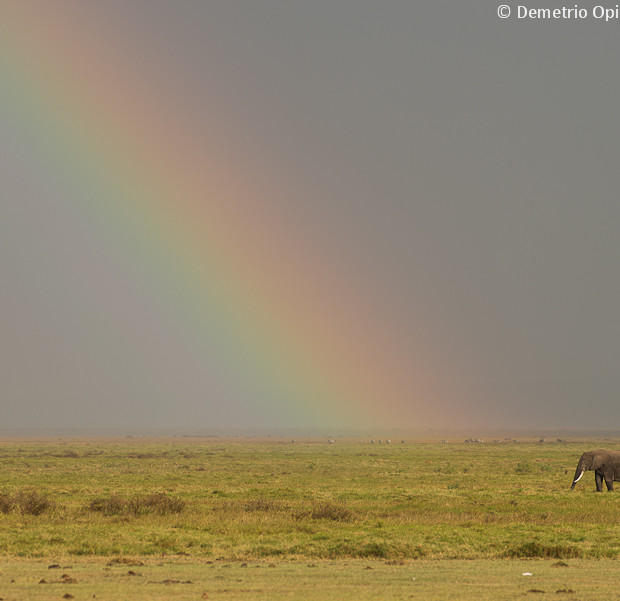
[571,450,620,492]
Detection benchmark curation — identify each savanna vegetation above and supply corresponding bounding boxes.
[0,437,617,560]
[0,436,619,599]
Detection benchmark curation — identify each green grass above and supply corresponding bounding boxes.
[4,436,620,599]
[0,437,617,562]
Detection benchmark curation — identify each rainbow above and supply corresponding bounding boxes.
[0,4,440,429]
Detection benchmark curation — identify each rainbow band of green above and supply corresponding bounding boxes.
[0,4,392,428]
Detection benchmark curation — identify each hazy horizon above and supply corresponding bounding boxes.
[2,1,620,431]
[2,426,620,441]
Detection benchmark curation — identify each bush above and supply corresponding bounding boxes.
[88,495,127,515]
[128,493,185,516]
[0,492,14,514]
[293,501,353,522]
[243,499,278,512]
[514,461,535,474]
[0,490,52,515]
[14,490,52,515]
[87,493,185,516]
[57,450,79,458]
[504,542,583,559]
[359,541,390,558]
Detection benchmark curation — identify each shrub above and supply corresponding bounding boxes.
[87,493,185,516]
[0,492,14,514]
[88,495,127,515]
[293,501,353,522]
[503,542,583,559]
[128,493,185,516]
[310,502,353,521]
[58,450,79,458]
[243,499,278,512]
[14,490,52,515]
[514,461,534,474]
[359,541,390,558]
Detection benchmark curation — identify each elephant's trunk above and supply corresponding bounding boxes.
[571,457,587,489]
[571,470,584,489]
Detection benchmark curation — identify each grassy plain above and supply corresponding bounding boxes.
[3,557,620,601]
[0,435,619,599]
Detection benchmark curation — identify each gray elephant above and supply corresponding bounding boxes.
[571,450,620,492]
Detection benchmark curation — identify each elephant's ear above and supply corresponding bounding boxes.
[591,454,604,470]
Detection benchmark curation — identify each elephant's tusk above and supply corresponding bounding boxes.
[573,471,584,484]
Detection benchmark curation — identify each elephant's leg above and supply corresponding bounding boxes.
[595,472,604,492]
[605,474,614,491]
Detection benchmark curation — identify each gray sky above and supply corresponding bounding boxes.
[1,1,620,431]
